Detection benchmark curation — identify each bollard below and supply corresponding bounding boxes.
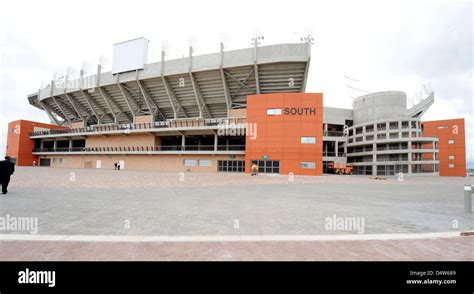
[464,185,472,213]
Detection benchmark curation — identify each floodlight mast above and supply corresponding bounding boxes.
[251,36,264,94]
[301,35,314,57]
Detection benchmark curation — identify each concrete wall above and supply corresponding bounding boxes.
[85,134,157,148]
[229,109,247,118]
[44,154,245,172]
[71,121,85,128]
[135,115,154,123]
[323,107,353,125]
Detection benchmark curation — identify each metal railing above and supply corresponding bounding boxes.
[323,131,345,137]
[32,145,246,153]
[29,117,247,137]
[376,146,409,151]
[323,152,346,157]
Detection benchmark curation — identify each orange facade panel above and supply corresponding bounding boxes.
[422,118,466,177]
[6,120,67,166]
[245,93,323,176]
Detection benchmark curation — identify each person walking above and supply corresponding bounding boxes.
[114,162,118,170]
[0,156,15,195]
[251,163,259,176]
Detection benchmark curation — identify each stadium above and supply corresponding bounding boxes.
[6,38,467,176]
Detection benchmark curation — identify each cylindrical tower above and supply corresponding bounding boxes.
[352,91,407,125]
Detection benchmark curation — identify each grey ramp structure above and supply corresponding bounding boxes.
[28,43,311,125]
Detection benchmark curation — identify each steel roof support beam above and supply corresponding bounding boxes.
[38,100,62,125]
[81,90,115,124]
[97,87,130,124]
[162,76,188,119]
[137,79,166,120]
[51,97,72,124]
[189,72,212,118]
[63,74,86,122]
[301,61,310,92]
[95,65,120,124]
[254,64,260,94]
[224,69,253,90]
[161,50,188,119]
[64,93,86,122]
[116,82,139,122]
[137,80,154,120]
[161,50,177,119]
[301,37,312,92]
[188,46,212,118]
[49,80,71,124]
[224,68,255,99]
[219,43,232,115]
[253,37,261,94]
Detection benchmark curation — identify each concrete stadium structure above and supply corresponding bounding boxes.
[322,91,440,175]
[5,40,467,176]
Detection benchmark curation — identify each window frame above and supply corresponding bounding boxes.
[301,137,317,144]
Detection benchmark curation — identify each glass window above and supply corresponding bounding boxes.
[217,160,244,172]
[301,137,316,144]
[300,162,316,169]
[448,139,455,145]
[184,159,197,166]
[267,108,282,116]
[199,160,212,167]
[449,164,455,168]
[448,155,455,160]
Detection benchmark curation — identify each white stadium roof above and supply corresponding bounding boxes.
[28,42,311,125]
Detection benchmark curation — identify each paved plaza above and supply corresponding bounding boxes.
[0,167,473,260]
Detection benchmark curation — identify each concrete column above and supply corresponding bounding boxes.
[464,185,472,213]
[181,135,185,151]
[53,140,57,150]
[324,123,328,136]
[40,140,44,149]
[408,139,413,174]
[372,143,377,176]
[69,139,73,148]
[399,120,402,138]
[214,134,218,151]
[335,141,339,157]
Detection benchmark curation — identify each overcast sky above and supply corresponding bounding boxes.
[0,0,472,167]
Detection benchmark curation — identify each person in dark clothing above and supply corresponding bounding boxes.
[0,156,15,195]
[114,162,118,170]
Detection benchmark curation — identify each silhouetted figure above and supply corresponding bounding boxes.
[114,162,118,170]
[117,163,121,170]
[0,156,15,195]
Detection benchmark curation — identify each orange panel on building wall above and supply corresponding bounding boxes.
[5,120,67,166]
[245,93,323,176]
[422,118,466,177]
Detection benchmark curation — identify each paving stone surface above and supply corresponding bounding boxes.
[0,167,473,260]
